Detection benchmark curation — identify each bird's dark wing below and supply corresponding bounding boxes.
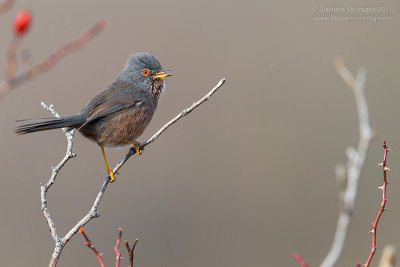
[78,81,144,129]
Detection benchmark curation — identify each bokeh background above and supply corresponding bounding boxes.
[0,0,399,266]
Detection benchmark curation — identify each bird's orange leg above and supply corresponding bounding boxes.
[122,140,143,156]
[100,146,115,182]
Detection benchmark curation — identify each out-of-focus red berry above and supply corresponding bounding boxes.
[14,10,31,35]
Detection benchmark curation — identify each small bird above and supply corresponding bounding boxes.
[16,53,171,182]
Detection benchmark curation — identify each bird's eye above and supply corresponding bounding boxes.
[141,68,150,76]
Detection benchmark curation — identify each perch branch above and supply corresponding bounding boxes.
[319,58,374,267]
[361,140,390,267]
[79,227,105,267]
[112,78,226,175]
[0,20,106,101]
[42,78,225,266]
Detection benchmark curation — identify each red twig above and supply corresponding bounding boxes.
[79,227,105,267]
[114,228,123,267]
[0,0,14,14]
[24,20,106,81]
[125,239,139,267]
[0,20,106,101]
[293,252,309,267]
[361,140,390,267]
[4,36,22,79]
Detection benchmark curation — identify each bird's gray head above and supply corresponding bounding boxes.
[118,53,171,100]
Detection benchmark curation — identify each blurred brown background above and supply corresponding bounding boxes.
[0,0,399,266]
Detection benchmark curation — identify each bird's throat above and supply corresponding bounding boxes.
[150,78,166,101]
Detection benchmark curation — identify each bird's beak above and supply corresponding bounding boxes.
[152,70,172,79]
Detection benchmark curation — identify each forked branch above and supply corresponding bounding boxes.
[294,58,373,267]
[79,227,139,267]
[319,58,373,267]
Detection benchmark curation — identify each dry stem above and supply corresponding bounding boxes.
[319,58,373,267]
[362,140,390,267]
[0,20,106,101]
[0,0,14,14]
[114,228,123,267]
[79,227,105,267]
[293,252,309,267]
[125,239,139,267]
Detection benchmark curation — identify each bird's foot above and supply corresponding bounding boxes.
[122,140,143,156]
[107,167,115,182]
[101,146,116,182]
[134,142,143,156]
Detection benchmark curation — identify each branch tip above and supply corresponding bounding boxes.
[293,252,309,267]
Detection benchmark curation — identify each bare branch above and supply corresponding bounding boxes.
[320,58,374,267]
[0,20,106,101]
[0,0,14,14]
[42,78,225,266]
[114,228,123,267]
[361,140,390,267]
[40,102,76,267]
[4,36,21,79]
[293,252,310,267]
[125,239,139,267]
[79,228,105,267]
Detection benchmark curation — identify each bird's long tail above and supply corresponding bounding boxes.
[15,114,85,135]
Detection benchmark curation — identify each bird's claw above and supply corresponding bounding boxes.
[134,143,143,156]
[107,168,115,182]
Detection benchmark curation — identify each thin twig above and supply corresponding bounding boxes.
[43,78,225,266]
[125,239,139,267]
[361,140,390,267]
[114,228,123,267]
[5,36,21,79]
[319,58,374,267]
[293,252,310,267]
[0,0,14,14]
[79,227,105,267]
[0,20,106,101]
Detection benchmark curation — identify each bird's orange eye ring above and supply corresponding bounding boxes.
[141,68,150,76]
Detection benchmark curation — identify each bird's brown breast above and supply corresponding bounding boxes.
[79,104,155,147]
